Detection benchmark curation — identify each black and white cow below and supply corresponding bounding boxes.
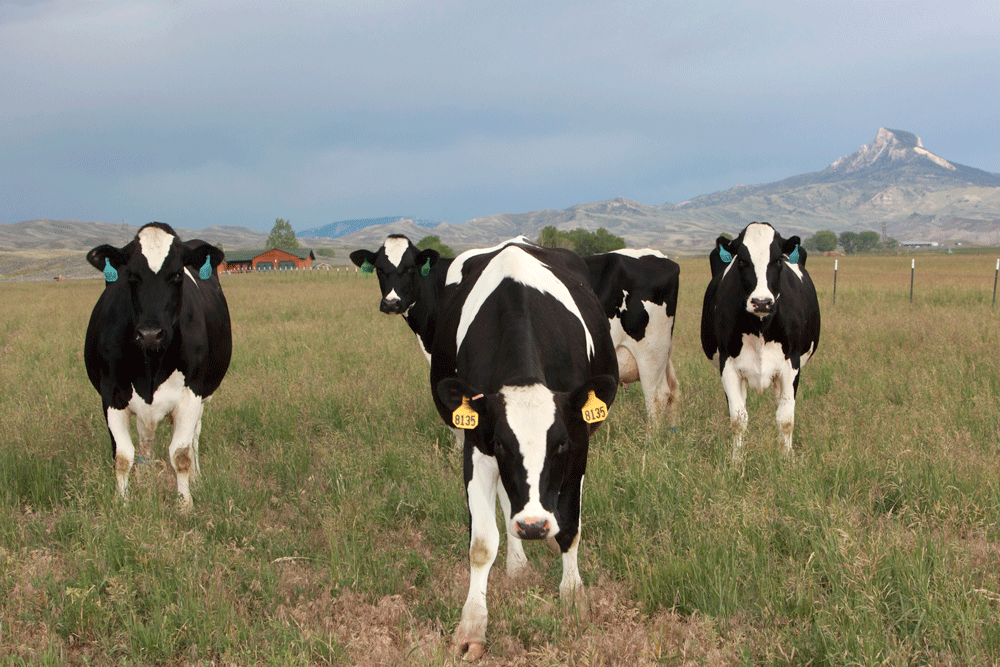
[349,235,453,363]
[700,222,820,459]
[584,249,680,424]
[431,240,618,659]
[84,222,232,507]
[353,236,679,424]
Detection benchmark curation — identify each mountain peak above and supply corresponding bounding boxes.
[827,127,956,174]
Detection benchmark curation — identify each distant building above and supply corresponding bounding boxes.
[899,241,939,248]
[222,248,316,272]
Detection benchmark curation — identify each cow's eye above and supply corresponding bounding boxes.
[556,438,570,455]
[171,272,184,284]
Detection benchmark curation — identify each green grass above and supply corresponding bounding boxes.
[1,254,999,665]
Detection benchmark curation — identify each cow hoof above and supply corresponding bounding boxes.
[177,495,194,513]
[458,640,484,661]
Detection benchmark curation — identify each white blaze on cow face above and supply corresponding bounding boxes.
[743,223,778,316]
[138,225,175,273]
[500,383,560,538]
[382,236,409,268]
[455,246,595,357]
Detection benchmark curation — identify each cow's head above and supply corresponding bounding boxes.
[713,222,804,318]
[437,375,616,541]
[87,222,224,354]
[350,235,440,315]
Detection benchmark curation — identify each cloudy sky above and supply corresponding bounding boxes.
[3,0,998,233]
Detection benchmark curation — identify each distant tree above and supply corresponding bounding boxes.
[536,226,625,256]
[839,231,859,254]
[416,235,456,258]
[267,218,300,250]
[882,236,899,252]
[857,231,881,253]
[315,247,335,258]
[537,226,572,249]
[812,230,838,252]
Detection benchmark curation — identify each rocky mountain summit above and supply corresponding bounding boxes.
[338,129,1000,251]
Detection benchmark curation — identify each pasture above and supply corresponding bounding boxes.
[2,251,999,665]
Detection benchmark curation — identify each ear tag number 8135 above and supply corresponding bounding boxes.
[581,390,608,424]
[452,397,479,430]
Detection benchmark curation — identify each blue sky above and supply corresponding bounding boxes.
[3,0,998,232]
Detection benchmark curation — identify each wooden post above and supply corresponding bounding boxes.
[993,259,998,308]
[909,259,915,303]
[833,259,838,305]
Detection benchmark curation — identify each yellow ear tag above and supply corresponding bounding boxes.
[581,390,608,424]
[452,397,479,430]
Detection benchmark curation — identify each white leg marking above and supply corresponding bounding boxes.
[721,363,748,460]
[456,450,500,655]
[135,416,157,460]
[498,483,527,575]
[168,387,204,509]
[774,366,798,456]
[107,407,135,498]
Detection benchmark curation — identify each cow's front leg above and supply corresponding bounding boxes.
[455,451,500,661]
[721,363,748,461]
[774,365,798,457]
[168,389,204,509]
[556,477,586,610]
[106,407,135,499]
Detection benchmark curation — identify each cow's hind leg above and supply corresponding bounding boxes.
[135,416,157,462]
[497,484,527,575]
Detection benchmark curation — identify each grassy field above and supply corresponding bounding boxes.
[1,251,999,665]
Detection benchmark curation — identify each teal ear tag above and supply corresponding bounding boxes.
[199,256,213,280]
[103,258,118,282]
[360,260,374,275]
[787,245,800,264]
[420,257,431,277]
[718,246,733,264]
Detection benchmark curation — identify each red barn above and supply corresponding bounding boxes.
[222,248,316,272]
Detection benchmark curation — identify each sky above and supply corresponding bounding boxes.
[3,0,999,233]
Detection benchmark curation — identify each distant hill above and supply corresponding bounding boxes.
[298,216,439,239]
[0,219,269,252]
[338,128,1000,252]
[6,128,1000,280]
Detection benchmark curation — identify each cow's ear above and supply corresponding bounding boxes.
[782,236,805,265]
[184,243,225,279]
[437,377,481,412]
[709,236,733,275]
[416,248,440,277]
[568,375,618,425]
[87,245,126,282]
[349,249,377,269]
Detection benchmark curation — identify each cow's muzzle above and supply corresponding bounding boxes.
[750,297,774,314]
[380,297,403,314]
[515,517,551,540]
[135,326,167,352]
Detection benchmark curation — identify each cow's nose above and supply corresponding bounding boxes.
[751,297,774,313]
[515,518,551,540]
[135,326,166,350]
[380,297,402,314]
